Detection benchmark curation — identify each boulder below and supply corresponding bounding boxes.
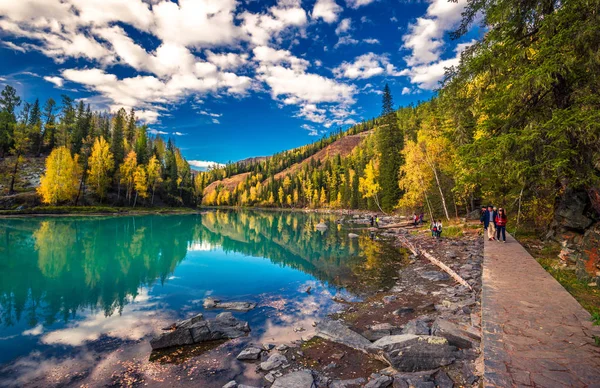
[392,370,437,388]
[315,320,373,353]
[348,233,360,239]
[420,271,450,282]
[364,373,393,388]
[371,335,455,372]
[150,312,250,350]
[222,382,237,388]
[316,223,328,229]
[330,378,366,387]
[431,318,480,349]
[402,319,430,335]
[204,297,257,312]
[433,370,454,388]
[236,346,262,360]
[362,323,401,341]
[260,353,287,371]
[271,370,314,388]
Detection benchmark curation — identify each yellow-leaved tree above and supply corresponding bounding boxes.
[359,159,383,213]
[38,146,81,204]
[120,150,137,204]
[87,136,114,200]
[146,155,162,205]
[133,165,148,207]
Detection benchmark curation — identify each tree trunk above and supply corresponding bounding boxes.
[423,150,450,220]
[373,193,386,215]
[133,192,138,208]
[515,185,524,236]
[151,187,155,205]
[8,154,20,194]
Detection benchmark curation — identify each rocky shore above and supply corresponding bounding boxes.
[150,215,484,388]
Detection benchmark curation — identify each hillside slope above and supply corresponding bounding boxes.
[273,131,371,180]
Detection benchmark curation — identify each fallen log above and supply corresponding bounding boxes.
[398,236,473,291]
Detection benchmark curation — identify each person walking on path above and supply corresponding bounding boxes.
[495,208,508,243]
[419,213,424,225]
[436,219,443,238]
[482,205,497,240]
[431,220,438,238]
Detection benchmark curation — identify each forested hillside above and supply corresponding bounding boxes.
[201,0,600,234]
[0,87,195,206]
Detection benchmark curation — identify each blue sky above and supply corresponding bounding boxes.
[0,0,479,168]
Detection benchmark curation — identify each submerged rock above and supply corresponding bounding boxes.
[271,370,314,388]
[348,233,360,238]
[203,297,257,312]
[150,312,250,350]
[315,320,373,353]
[371,335,455,372]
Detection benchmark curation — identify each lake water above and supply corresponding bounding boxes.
[0,210,405,387]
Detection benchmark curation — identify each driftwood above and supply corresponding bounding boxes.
[398,236,473,291]
[378,221,426,229]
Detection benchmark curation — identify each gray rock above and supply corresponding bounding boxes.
[315,320,373,353]
[222,382,237,388]
[271,370,314,388]
[383,295,397,304]
[204,297,257,312]
[276,344,289,351]
[393,371,436,388]
[431,318,480,349]
[371,335,455,372]
[434,370,454,388]
[402,318,430,335]
[364,373,393,388]
[362,323,401,341]
[392,307,414,316]
[316,222,328,229]
[420,271,450,281]
[238,385,260,388]
[150,312,250,350]
[263,343,276,351]
[330,378,366,388]
[348,233,360,238]
[149,326,194,350]
[236,346,262,360]
[260,353,287,371]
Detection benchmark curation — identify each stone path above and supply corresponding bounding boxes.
[482,233,600,387]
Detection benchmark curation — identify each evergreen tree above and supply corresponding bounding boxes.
[111,108,126,166]
[41,98,56,154]
[376,84,403,212]
[28,98,42,155]
[0,85,21,157]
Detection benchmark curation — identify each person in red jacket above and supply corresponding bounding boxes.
[495,208,508,243]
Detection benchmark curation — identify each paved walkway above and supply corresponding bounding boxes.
[482,233,600,387]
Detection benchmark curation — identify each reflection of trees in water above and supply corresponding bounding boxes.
[0,216,196,328]
[199,210,406,293]
[0,211,405,329]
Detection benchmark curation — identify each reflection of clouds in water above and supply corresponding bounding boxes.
[188,241,218,251]
[22,324,44,336]
[41,289,163,347]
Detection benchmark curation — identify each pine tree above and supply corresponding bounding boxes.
[0,85,21,157]
[41,98,56,154]
[28,98,42,155]
[111,108,126,166]
[376,84,403,212]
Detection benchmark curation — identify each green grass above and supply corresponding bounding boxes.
[537,256,600,324]
[442,226,464,238]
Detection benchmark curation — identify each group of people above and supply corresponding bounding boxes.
[369,215,380,228]
[412,213,425,226]
[480,205,508,242]
[431,219,443,238]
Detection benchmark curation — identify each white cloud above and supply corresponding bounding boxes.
[312,0,343,23]
[171,131,187,136]
[335,18,352,35]
[211,118,220,124]
[148,128,168,135]
[363,38,380,44]
[188,160,225,170]
[198,110,222,118]
[402,0,468,67]
[333,53,402,79]
[402,87,411,95]
[43,76,64,87]
[345,0,377,9]
[240,0,307,46]
[399,40,474,89]
[205,51,249,70]
[2,41,26,52]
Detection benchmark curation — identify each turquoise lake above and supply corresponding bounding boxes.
[0,210,404,387]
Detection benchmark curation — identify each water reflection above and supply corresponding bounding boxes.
[0,210,407,386]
